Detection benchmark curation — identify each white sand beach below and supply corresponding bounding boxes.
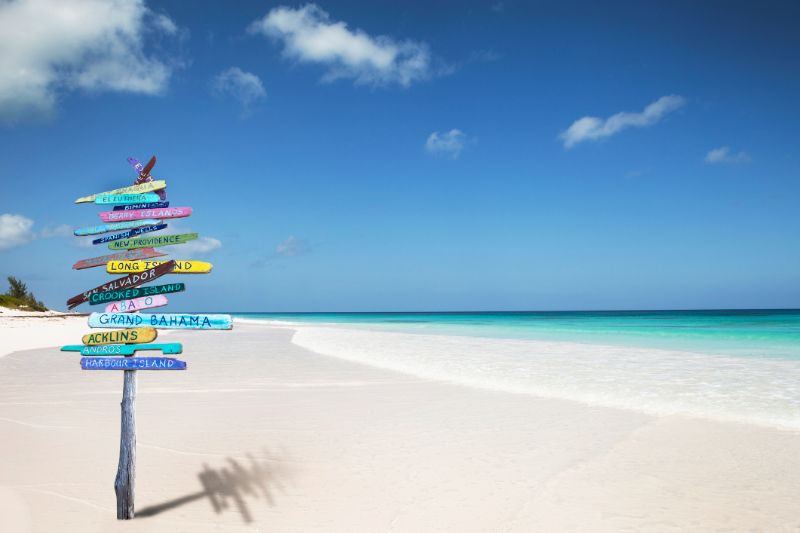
[0,309,89,358]
[1,317,799,532]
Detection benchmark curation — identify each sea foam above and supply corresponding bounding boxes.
[290,325,800,430]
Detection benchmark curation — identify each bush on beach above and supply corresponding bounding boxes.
[0,276,48,312]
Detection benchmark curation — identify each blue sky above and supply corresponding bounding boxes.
[0,0,798,311]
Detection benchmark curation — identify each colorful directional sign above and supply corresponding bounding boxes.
[107,260,212,274]
[129,156,156,181]
[129,156,156,182]
[66,156,234,521]
[82,327,158,345]
[96,193,160,205]
[89,282,185,305]
[88,312,233,330]
[113,201,169,211]
[62,343,183,355]
[105,295,168,313]
[72,248,167,270]
[74,219,163,236]
[92,224,167,245]
[108,233,198,250]
[74,180,167,204]
[100,207,192,223]
[67,260,177,308]
[81,357,186,370]
[128,155,167,201]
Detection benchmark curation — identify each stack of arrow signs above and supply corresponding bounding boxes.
[61,156,232,370]
[60,156,232,519]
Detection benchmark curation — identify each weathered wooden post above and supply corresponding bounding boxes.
[62,155,232,520]
[115,367,137,519]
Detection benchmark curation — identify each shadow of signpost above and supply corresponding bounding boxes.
[137,448,293,522]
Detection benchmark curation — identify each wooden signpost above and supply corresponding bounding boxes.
[88,282,185,305]
[74,180,166,204]
[99,206,192,223]
[74,219,163,236]
[96,193,160,205]
[67,260,177,309]
[92,224,167,245]
[64,156,228,519]
[107,260,212,274]
[113,201,169,211]
[62,343,183,356]
[105,295,168,313]
[82,327,158,345]
[72,248,167,270]
[108,233,198,250]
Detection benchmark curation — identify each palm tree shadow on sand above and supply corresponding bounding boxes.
[137,447,294,523]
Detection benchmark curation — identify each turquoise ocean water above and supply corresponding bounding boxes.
[233,310,800,428]
[234,310,800,359]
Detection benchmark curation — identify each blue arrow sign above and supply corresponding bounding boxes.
[88,312,233,330]
[81,357,187,370]
[112,201,170,211]
[63,343,183,355]
[92,223,167,245]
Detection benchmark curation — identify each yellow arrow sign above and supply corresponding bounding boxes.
[82,327,158,345]
[107,260,213,274]
[74,181,167,204]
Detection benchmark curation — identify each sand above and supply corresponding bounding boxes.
[1,317,799,532]
[0,309,90,358]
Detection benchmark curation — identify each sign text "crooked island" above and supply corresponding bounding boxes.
[67,260,176,308]
[88,282,185,305]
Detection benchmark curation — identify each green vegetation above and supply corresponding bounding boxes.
[0,276,48,312]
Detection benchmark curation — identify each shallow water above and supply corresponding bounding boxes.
[235,310,800,358]
[234,310,800,429]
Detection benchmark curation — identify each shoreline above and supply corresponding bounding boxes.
[279,319,800,432]
[4,314,800,430]
[1,318,799,531]
[5,313,800,430]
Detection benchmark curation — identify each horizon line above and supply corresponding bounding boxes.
[223,307,800,314]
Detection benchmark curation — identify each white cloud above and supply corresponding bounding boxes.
[704,146,751,164]
[0,0,180,122]
[425,129,467,159]
[560,95,686,148]
[39,223,73,238]
[152,13,178,35]
[275,236,309,257]
[73,236,95,248]
[248,4,432,87]
[144,218,222,258]
[0,214,35,250]
[1,217,108,249]
[175,236,222,257]
[212,67,266,111]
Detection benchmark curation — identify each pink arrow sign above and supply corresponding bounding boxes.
[99,207,192,223]
[104,294,169,313]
